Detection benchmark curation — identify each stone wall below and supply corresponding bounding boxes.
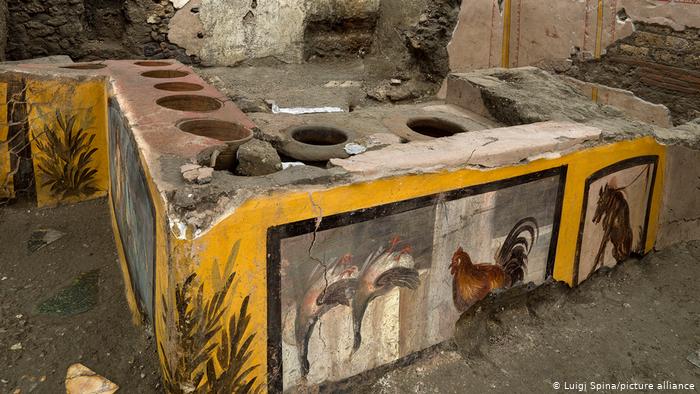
[5,0,194,62]
[0,0,6,61]
[168,0,383,65]
[5,0,452,72]
[567,23,700,125]
[447,0,700,72]
[168,0,450,69]
[446,0,700,125]
[7,0,86,60]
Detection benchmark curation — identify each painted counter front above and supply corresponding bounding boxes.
[27,79,109,207]
[0,82,11,199]
[148,137,664,392]
[0,60,671,393]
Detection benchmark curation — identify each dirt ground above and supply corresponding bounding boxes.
[197,59,380,111]
[194,57,440,115]
[1,199,698,394]
[0,199,161,394]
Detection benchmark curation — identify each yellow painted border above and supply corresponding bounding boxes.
[501,0,512,68]
[106,110,170,360]
[108,192,143,324]
[26,79,110,207]
[591,0,605,102]
[147,159,170,382]
[0,82,12,199]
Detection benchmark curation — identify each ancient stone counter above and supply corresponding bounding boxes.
[2,61,693,392]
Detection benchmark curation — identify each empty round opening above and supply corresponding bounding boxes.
[406,117,467,138]
[134,61,172,67]
[290,126,349,146]
[141,70,190,79]
[61,64,107,70]
[178,119,251,141]
[154,82,204,92]
[157,95,222,112]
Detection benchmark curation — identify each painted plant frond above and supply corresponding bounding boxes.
[33,109,99,199]
[160,241,260,394]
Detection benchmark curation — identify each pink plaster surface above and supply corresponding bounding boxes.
[104,60,256,161]
[2,61,603,207]
[331,121,602,177]
[1,60,257,189]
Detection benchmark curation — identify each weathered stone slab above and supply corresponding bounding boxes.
[331,121,601,177]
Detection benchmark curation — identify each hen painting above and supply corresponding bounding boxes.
[450,217,539,313]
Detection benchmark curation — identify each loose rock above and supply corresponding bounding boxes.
[27,229,65,254]
[367,79,433,103]
[688,349,700,368]
[181,164,214,184]
[231,95,271,113]
[235,139,282,176]
[65,364,118,394]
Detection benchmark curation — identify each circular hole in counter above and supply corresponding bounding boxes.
[135,61,172,67]
[154,82,204,92]
[141,70,190,79]
[289,125,349,146]
[406,117,467,138]
[156,95,222,112]
[178,119,251,141]
[61,63,107,70]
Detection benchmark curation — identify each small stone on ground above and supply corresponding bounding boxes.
[65,363,118,394]
[27,229,65,254]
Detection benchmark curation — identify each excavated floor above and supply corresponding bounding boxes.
[195,58,438,113]
[0,199,161,393]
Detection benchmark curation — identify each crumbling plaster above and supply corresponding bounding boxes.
[447,0,700,72]
[197,0,306,64]
[170,0,391,65]
[656,144,700,249]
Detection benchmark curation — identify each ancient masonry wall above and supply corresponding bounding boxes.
[568,23,700,125]
[446,0,700,125]
[167,0,460,80]
[168,0,402,65]
[5,0,193,63]
[5,0,454,74]
[0,0,6,61]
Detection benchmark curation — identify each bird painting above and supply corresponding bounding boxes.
[294,253,358,378]
[450,217,539,313]
[351,236,421,353]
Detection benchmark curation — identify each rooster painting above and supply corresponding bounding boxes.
[295,253,358,378]
[450,217,539,313]
[351,236,420,353]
